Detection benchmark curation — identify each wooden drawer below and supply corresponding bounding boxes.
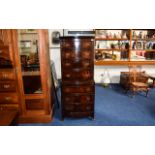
[0,46,10,60]
[64,104,94,112]
[63,94,94,104]
[0,93,19,104]
[62,85,94,94]
[0,81,16,92]
[62,70,93,81]
[0,69,16,80]
[62,59,93,69]
[64,111,93,118]
[61,40,94,50]
[62,50,92,60]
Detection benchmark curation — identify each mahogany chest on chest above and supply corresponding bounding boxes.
[60,36,95,119]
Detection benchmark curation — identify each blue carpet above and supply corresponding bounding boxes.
[19,84,155,126]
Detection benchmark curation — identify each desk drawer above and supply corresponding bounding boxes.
[62,85,94,94]
[64,104,94,112]
[0,69,16,80]
[62,50,92,60]
[62,70,93,81]
[0,46,10,60]
[0,81,16,92]
[62,59,93,69]
[0,93,19,104]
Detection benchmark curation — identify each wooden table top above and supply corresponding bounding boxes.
[0,110,18,126]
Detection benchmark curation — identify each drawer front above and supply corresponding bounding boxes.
[0,93,19,104]
[61,40,94,50]
[62,85,94,94]
[64,104,94,112]
[0,70,16,80]
[63,111,93,118]
[63,94,94,104]
[62,59,93,69]
[62,50,93,60]
[62,70,93,81]
[0,46,10,60]
[0,81,16,92]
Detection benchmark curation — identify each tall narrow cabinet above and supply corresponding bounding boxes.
[60,36,95,119]
[0,29,53,123]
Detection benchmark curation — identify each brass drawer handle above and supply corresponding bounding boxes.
[5,97,11,101]
[2,74,8,79]
[65,63,71,66]
[3,84,10,89]
[86,97,90,101]
[75,102,80,105]
[66,74,71,78]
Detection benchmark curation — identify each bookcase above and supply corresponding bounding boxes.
[95,29,155,65]
[0,29,53,124]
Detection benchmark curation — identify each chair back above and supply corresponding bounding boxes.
[128,65,149,83]
[128,65,142,82]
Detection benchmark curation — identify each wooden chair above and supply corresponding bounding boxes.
[128,65,149,97]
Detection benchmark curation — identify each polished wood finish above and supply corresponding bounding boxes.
[0,93,19,104]
[0,69,16,80]
[60,36,95,119]
[95,60,155,66]
[0,109,19,126]
[0,29,53,124]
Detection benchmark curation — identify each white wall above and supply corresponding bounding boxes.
[50,48,61,79]
[95,65,155,83]
[49,30,155,83]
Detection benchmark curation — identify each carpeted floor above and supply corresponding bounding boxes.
[18,84,155,126]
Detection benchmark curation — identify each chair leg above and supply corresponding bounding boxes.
[146,90,149,97]
[132,89,136,98]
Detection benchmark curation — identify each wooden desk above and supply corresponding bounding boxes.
[0,110,18,126]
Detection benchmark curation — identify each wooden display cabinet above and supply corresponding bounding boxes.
[0,29,53,124]
[94,29,155,65]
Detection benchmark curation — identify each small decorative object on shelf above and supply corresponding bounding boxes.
[95,29,155,65]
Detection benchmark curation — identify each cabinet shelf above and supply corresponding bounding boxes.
[132,38,155,41]
[20,33,38,35]
[25,94,44,99]
[95,38,129,41]
[131,49,155,52]
[22,71,40,76]
[95,29,155,65]
[95,49,128,52]
[95,60,155,66]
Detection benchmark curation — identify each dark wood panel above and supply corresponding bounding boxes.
[62,94,94,104]
[62,59,93,69]
[62,69,93,81]
[62,85,94,94]
[61,36,95,119]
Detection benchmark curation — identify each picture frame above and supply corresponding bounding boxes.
[49,29,64,48]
